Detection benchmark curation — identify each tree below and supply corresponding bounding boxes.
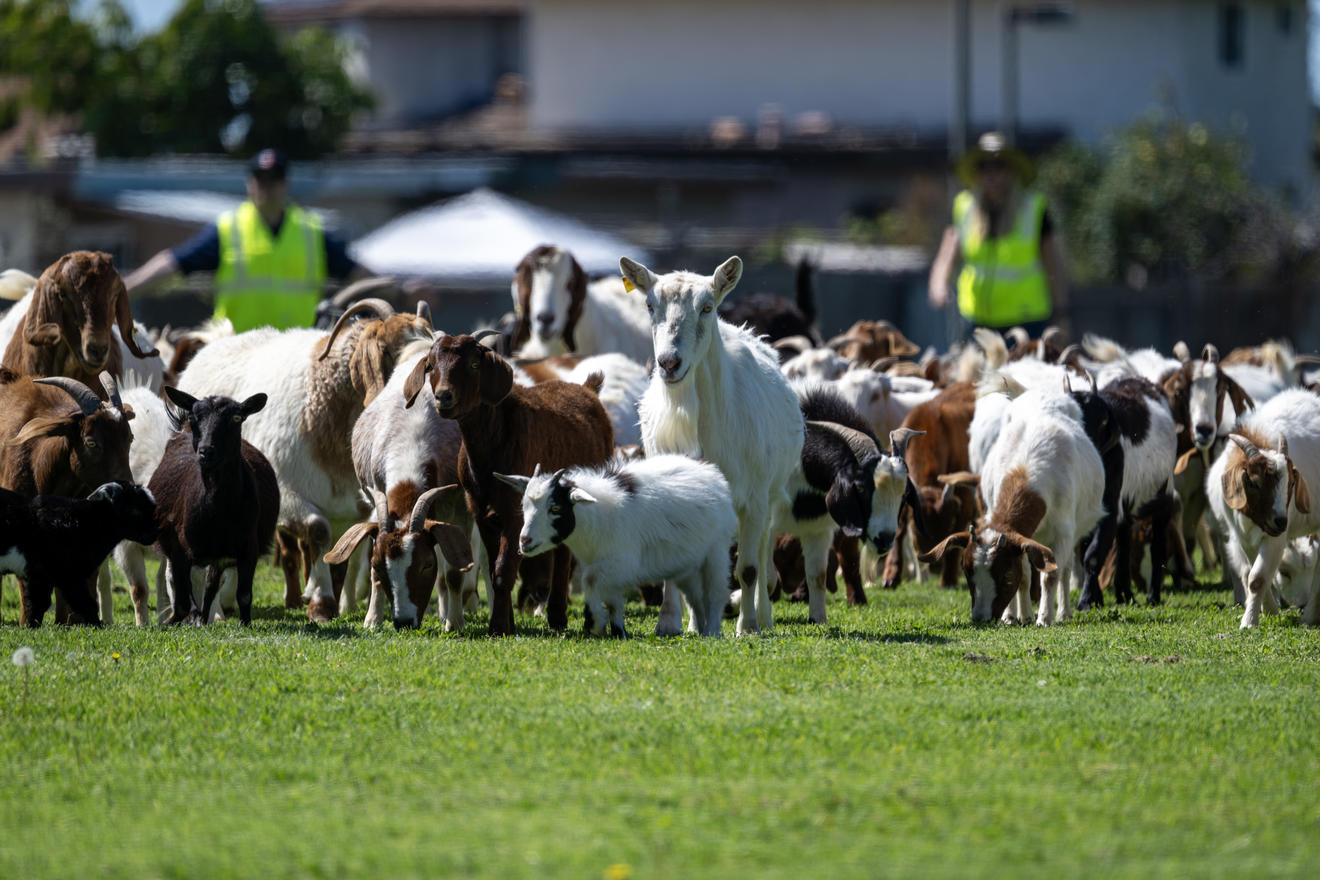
[1,0,373,159]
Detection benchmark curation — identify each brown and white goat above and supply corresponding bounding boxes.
[403,331,614,635]
[825,320,920,365]
[1,251,157,392]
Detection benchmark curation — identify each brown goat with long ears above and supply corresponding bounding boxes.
[403,331,614,636]
[2,251,157,394]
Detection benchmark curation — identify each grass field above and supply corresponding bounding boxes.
[2,562,1318,879]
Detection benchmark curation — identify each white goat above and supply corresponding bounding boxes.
[1206,389,1320,628]
[828,368,939,449]
[512,246,652,364]
[621,254,803,635]
[498,455,737,637]
[921,389,1105,625]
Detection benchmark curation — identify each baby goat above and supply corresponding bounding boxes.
[150,388,279,625]
[497,455,737,637]
[0,481,157,627]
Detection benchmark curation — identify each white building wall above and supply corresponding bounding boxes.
[528,0,1310,191]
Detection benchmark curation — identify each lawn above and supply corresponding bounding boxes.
[1,564,1318,879]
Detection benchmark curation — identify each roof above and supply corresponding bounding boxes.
[350,187,648,281]
[261,0,522,22]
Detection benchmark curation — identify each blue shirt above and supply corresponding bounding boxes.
[172,211,358,279]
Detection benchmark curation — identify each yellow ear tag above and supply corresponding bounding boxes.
[621,276,636,292]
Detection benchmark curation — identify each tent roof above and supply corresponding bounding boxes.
[350,188,646,282]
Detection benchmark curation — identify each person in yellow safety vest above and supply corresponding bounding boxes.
[125,148,367,332]
[928,132,1068,339]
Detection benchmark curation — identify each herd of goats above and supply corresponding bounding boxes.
[1,245,1319,635]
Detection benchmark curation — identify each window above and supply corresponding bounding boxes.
[1219,3,1244,69]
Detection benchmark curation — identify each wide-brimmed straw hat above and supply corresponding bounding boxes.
[956,131,1035,187]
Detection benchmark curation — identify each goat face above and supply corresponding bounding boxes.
[404,335,513,419]
[920,526,1056,622]
[1221,434,1308,537]
[164,388,266,477]
[511,246,586,352]
[1165,348,1253,452]
[503,468,578,559]
[620,255,742,385]
[25,252,151,371]
[89,481,159,546]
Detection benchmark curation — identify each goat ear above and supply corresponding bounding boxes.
[711,255,743,304]
[163,385,197,412]
[1173,447,1200,475]
[14,415,76,445]
[510,266,531,351]
[425,521,474,571]
[24,266,65,347]
[324,521,378,565]
[114,274,157,358]
[401,357,431,408]
[569,487,598,505]
[349,330,393,407]
[1292,466,1311,514]
[917,531,971,565]
[480,350,514,405]
[1015,536,1058,574]
[87,482,121,503]
[1223,375,1255,418]
[1222,466,1249,512]
[618,257,655,295]
[492,472,531,493]
[562,256,587,353]
[240,393,267,417]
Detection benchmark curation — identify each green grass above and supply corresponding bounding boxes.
[2,564,1318,879]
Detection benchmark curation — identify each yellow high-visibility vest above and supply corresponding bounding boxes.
[954,190,1051,327]
[214,201,326,332]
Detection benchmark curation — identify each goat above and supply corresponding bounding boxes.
[620,254,803,635]
[1,252,156,391]
[920,389,1105,625]
[719,258,820,345]
[151,388,279,625]
[330,345,477,630]
[780,384,926,623]
[177,297,433,621]
[511,245,652,364]
[402,331,614,635]
[515,352,649,448]
[496,455,737,637]
[825,319,920,365]
[1205,389,1320,628]
[0,481,157,627]
[881,382,979,590]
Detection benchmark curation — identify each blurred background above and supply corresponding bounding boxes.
[2,0,1319,351]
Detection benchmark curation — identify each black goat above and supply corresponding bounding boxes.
[150,388,279,625]
[0,481,157,627]
[718,258,820,345]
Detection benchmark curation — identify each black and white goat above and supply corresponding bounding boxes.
[497,455,737,637]
[150,388,279,625]
[778,385,925,624]
[0,481,157,627]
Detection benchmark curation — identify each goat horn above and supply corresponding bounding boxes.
[409,484,457,534]
[888,426,926,460]
[1004,327,1030,349]
[33,376,102,416]
[98,371,124,412]
[1278,435,1290,459]
[1040,325,1066,347]
[330,276,397,309]
[772,335,813,355]
[320,297,397,361]
[1173,341,1191,364]
[824,331,857,351]
[472,329,502,346]
[1293,354,1320,366]
[808,421,880,464]
[871,356,899,373]
[370,488,390,530]
[1229,433,1262,461]
[415,300,433,327]
[1202,343,1220,365]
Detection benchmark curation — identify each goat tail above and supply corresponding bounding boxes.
[582,371,605,396]
[795,258,816,326]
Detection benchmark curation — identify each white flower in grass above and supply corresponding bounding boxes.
[12,647,35,667]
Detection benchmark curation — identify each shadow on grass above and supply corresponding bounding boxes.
[822,630,951,645]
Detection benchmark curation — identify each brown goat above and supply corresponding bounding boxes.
[2,251,156,392]
[403,332,614,635]
[881,382,978,589]
[825,320,921,364]
[0,368,135,624]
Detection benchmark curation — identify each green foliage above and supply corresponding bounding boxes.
[1037,114,1286,286]
[2,561,1319,878]
[0,0,373,158]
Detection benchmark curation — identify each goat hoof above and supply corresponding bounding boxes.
[306,597,338,623]
[284,595,304,610]
[808,616,825,625]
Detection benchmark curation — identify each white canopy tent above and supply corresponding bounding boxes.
[350,188,648,283]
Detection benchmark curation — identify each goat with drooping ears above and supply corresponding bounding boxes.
[620,254,803,635]
[150,387,279,625]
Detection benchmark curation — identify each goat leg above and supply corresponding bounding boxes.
[63,572,103,627]
[1113,520,1135,605]
[20,578,51,628]
[881,507,909,589]
[236,558,256,626]
[488,534,519,636]
[1147,497,1174,606]
[836,534,864,604]
[275,529,304,609]
[168,558,195,625]
[201,565,224,625]
[545,546,572,632]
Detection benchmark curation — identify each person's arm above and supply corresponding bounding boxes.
[323,231,372,282]
[123,249,182,297]
[928,225,961,309]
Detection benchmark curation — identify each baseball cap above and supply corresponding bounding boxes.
[249,148,288,182]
